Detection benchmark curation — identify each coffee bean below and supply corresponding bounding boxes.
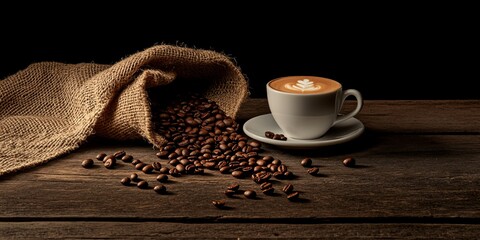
[169,168,181,177]
[121,155,133,163]
[156,151,169,159]
[273,134,287,141]
[244,190,256,199]
[287,191,300,201]
[263,156,274,162]
[114,150,126,159]
[156,174,168,182]
[262,187,275,195]
[175,164,185,173]
[142,165,154,174]
[212,200,226,208]
[273,171,283,179]
[224,189,236,197]
[231,170,244,179]
[343,157,356,168]
[271,159,281,165]
[169,159,180,166]
[227,183,240,191]
[260,182,273,190]
[185,164,196,174]
[265,131,275,139]
[159,167,170,174]
[137,180,148,189]
[282,184,294,194]
[278,164,288,173]
[301,158,312,167]
[96,153,107,161]
[103,155,115,163]
[131,159,142,165]
[81,159,94,168]
[284,171,294,179]
[151,162,162,171]
[135,163,146,170]
[121,177,131,186]
[154,185,167,194]
[104,158,115,169]
[249,141,261,148]
[130,173,139,182]
[307,167,319,175]
[219,166,231,174]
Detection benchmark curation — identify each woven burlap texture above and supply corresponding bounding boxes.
[0,45,248,176]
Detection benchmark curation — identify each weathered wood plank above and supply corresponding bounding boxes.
[1,134,479,219]
[238,99,480,133]
[2,222,480,239]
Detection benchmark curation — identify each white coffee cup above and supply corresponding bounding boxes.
[267,76,363,139]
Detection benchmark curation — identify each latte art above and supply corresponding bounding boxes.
[285,79,322,92]
[269,76,340,94]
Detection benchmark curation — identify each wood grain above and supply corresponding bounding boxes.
[2,222,480,239]
[1,99,479,238]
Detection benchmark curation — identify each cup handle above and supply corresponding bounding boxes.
[333,89,363,125]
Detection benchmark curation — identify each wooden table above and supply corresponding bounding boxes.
[1,99,479,239]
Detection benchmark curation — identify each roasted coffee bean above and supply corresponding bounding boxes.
[96,153,107,161]
[151,162,162,171]
[265,131,275,139]
[343,157,356,168]
[273,171,284,179]
[103,155,115,163]
[121,177,131,186]
[249,141,261,148]
[168,153,178,160]
[137,180,148,189]
[269,165,278,172]
[273,134,287,141]
[156,174,168,182]
[219,166,231,174]
[212,200,226,208]
[130,173,139,182]
[131,159,142,165]
[227,183,240,191]
[263,155,274,162]
[185,164,196,174]
[260,182,273,190]
[256,159,267,166]
[271,159,281,165]
[169,159,180,166]
[104,158,116,169]
[169,168,181,177]
[142,165,154,174]
[121,155,133,163]
[277,164,288,173]
[156,151,169,159]
[114,150,126,159]
[175,164,185,173]
[159,167,170,174]
[154,185,167,194]
[282,184,294,194]
[135,163,146,170]
[180,159,190,166]
[307,167,319,175]
[284,171,294,179]
[231,170,244,179]
[301,158,312,167]
[81,159,94,168]
[203,161,216,169]
[244,190,256,199]
[224,189,236,197]
[262,187,275,195]
[287,191,300,201]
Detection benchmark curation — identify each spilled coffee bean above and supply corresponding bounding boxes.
[301,158,312,167]
[282,184,294,194]
[137,180,148,189]
[287,191,300,201]
[81,159,94,168]
[154,185,167,194]
[212,200,226,209]
[244,190,256,199]
[307,167,319,175]
[343,157,356,168]
[121,177,131,186]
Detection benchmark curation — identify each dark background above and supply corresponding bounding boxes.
[1,4,478,99]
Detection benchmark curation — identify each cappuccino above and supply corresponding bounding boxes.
[269,76,340,94]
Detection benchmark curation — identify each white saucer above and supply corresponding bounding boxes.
[243,114,364,149]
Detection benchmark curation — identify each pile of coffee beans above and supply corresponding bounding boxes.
[80,94,360,209]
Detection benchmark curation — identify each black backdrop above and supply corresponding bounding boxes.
[1,4,478,100]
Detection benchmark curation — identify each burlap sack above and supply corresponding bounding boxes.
[0,45,248,176]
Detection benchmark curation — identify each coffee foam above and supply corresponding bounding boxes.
[269,76,340,94]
